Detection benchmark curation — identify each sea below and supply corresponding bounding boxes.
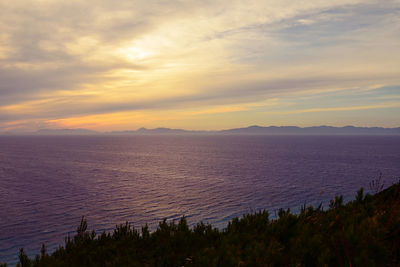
[1,135,400,265]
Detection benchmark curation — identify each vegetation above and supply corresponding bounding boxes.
[5,180,400,266]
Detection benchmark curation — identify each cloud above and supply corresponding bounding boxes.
[0,0,400,131]
[271,102,400,115]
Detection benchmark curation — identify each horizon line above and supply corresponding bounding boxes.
[2,124,400,135]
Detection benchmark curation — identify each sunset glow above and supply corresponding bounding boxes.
[1,0,399,132]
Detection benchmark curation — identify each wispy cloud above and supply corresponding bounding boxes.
[0,0,399,131]
[271,102,400,115]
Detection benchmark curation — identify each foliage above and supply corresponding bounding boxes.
[13,181,400,266]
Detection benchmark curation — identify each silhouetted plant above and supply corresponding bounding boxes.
[16,248,30,267]
[40,244,46,260]
[369,172,385,194]
[356,187,364,203]
[329,194,343,210]
[76,216,87,236]
[14,179,400,267]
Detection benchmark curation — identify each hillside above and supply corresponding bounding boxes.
[6,180,400,266]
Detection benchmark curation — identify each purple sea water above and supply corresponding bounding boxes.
[1,135,400,264]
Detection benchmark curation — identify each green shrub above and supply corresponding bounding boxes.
[14,181,400,266]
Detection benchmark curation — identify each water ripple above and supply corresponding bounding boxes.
[1,135,400,265]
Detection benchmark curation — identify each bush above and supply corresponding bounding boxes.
[15,181,400,266]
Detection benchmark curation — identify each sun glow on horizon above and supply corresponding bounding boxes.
[0,0,399,132]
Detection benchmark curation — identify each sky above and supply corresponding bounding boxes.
[0,0,399,132]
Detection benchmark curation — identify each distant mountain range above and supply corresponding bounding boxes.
[2,125,400,135]
[218,125,400,135]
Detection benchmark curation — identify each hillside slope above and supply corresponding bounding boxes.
[8,180,400,266]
